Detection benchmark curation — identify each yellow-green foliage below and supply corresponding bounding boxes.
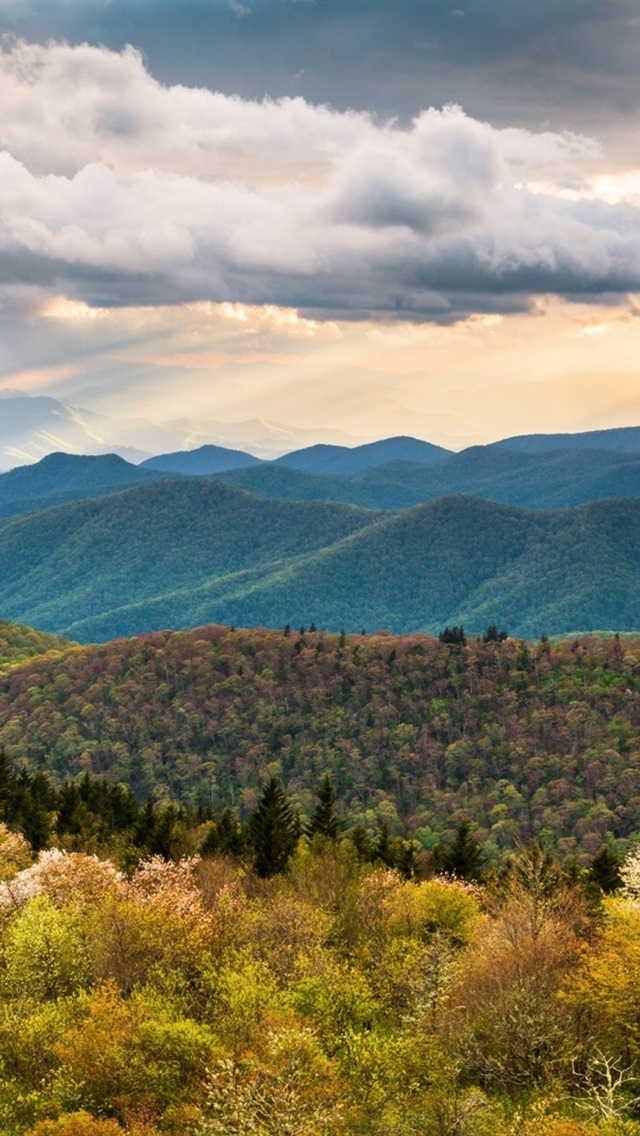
[0,844,639,1136]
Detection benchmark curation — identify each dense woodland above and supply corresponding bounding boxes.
[0,624,639,1132]
[0,457,639,641]
[1,624,640,864]
[0,824,639,1135]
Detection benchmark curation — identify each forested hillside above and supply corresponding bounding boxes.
[217,446,640,510]
[0,452,164,520]
[0,481,377,638]
[141,443,263,474]
[0,486,638,641]
[0,622,638,1133]
[59,494,640,643]
[1,624,640,862]
[0,620,72,668]
[274,434,451,473]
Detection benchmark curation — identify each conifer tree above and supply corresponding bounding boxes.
[249,777,300,877]
[309,775,341,841]
[0,748,16,819]
[435,821,486,881]
[374,822,394,867]
[589,843,622,894]
[134,797,157,850]
[201,807,246,858]
[349,824,374,862]
[20,797,51,851]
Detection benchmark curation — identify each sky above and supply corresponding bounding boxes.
[0,0,639,452]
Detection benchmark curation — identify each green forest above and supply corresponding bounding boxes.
[0,474,639,642]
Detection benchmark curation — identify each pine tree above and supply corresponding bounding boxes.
[0,748,16,820]
[134,797,157,850]
[249,777,300,878]
[21,797,51,851]
[439,626,467,646]
[309,775,341,841]
[435,821,485,881]
[374,822,394,867]
[349,824,374,862]
[201,807,246,858]
[589,844,622,894]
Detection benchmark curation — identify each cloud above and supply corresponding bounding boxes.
[0,40,639,321]
[1,0,638,169]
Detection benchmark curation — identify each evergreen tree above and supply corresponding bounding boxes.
[589,843,622,894]
[201,807,246,858]
[56,780,84,836]
[434,821,486,881]
[483,624,508,643]
[147,805,179,858]
[20,797,51,851]
[439,626,466,646]
[374,822,394,867]
[0,748,16,820]
[309,775,341,841]
[134,797,158,850]
[349,824,374,862]
[249,777,300,877]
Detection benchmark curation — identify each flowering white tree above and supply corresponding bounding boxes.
[0,849,122,916]
[620,847,640,902]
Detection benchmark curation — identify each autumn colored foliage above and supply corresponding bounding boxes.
[0,626,639,862]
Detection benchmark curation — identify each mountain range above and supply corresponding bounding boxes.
[0,476,636,641]
[0,425,638,641]
[4,438,640,520]
[0,391,362,469]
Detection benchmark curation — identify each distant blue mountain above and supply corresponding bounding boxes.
[141,444,263,474]
[274,435,451,475]
[491,426,640,453]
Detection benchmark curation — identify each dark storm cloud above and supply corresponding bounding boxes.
[1,0,638,145]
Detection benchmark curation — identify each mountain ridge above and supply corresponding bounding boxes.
[0,481,635,641]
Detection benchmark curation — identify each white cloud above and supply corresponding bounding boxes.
[0,39,638,320]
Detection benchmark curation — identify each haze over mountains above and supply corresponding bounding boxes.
[0,391,361,470]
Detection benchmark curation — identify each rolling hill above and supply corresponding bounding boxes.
[0,623,639,861]
[490,424,640,453]
[0,619,72,668]
[0,451,163,519]
[140,443,263,475]
[274,435,451,475]
[215,446,640,511]
[5,446,640,521]
[0,480,378,637]
[0,479,637,641]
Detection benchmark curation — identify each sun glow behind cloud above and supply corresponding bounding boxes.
[0,35,638,448]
